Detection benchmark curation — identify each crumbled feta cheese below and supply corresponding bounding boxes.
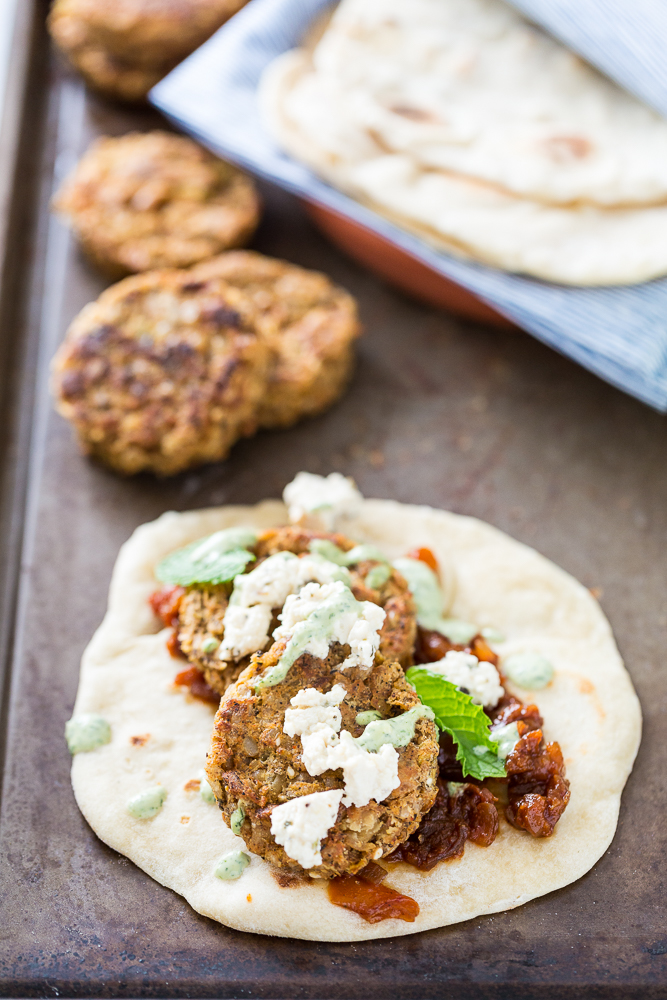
[299,730,400,807]
[334,733,400,807]
[270,789,344,868]
[219,552,351,662]
[283,472,362,530]
[231,551,301,610]
[425,650,504,707]
[218,604,273,660]
[234,552,347,609]
[289,685,346,710]
[275,581,343,637]
[273,581,385,671]
[284,679,402,809]
[345,607,386,669]
[283,684,347,738]
[297,727,340,774]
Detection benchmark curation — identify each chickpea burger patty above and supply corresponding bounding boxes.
[51,268,271,475]
[48,0,248,102]
[189,251,361,429]
[206,646,440,878]
[52,254,360,476]
[177,524,418,694]
[53,132,260,278]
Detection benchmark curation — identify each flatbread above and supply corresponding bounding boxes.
[70,498,641,941]
[275,0,667,209]
[260,49,667,286]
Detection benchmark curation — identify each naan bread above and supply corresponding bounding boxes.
[279,0,667,208]
[261,47,667,286]
[70,498,641,941]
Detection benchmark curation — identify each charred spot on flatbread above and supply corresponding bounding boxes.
[206,647,439,878]
[176,525,417,694]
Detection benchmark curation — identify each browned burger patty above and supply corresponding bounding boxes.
[51,268,271,475]
[53,133,261,278]
[48,0,248,102]
[189,252,360,428]
[178,525,418,694]
[206,646,439,877]
[52,252,360,476]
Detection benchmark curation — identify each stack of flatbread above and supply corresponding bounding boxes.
[259,0,667,286]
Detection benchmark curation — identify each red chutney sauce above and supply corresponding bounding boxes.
[149,587,219,706]
[407,547,439,573]
[387,780,498,870]
[149,586,186,658]
[487,695,570,836]
[416,626,498,666]
[387,690,570,874]
[173,666,220,706]
[327,864,419,923]
[149,585,184,627]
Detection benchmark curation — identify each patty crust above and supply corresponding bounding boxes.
[53,133,260,278]
[48,0,248,102]
[51,268,271,475]
[189,252,360,428]
[178,525,417,694]
[206,646,439,877]
[52,252,360,475]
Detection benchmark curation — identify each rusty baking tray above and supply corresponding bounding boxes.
[1,3,666,997]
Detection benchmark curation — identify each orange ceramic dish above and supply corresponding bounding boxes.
[304,202,516,329]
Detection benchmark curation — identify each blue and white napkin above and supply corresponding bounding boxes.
[507,0,667,120]
[151,0,667,411]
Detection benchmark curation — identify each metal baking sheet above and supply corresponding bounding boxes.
[1,6,666,998]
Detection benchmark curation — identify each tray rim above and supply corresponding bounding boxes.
[0,0,46,783]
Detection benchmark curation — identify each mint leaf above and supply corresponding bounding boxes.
[406,667,506,780]
[156,528,257,587]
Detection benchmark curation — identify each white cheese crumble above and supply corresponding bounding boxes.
[283,471,362,530]
[274,580,385,671]
[270,788,344,868]
[337,738,399,807]
[283,684,347,738]
[301,730,400,807]
[218,604,273,660]
[425,650,504,707]
[284,683,400,809]
[218,551,349,662]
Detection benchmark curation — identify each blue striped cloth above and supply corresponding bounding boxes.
[151,0,667,411]
[508,0,667,120]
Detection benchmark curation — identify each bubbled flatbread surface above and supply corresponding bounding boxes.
[260,49,667,287]
[288,0,667,209]
[259,0,667,286]
[71,499,641,941]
